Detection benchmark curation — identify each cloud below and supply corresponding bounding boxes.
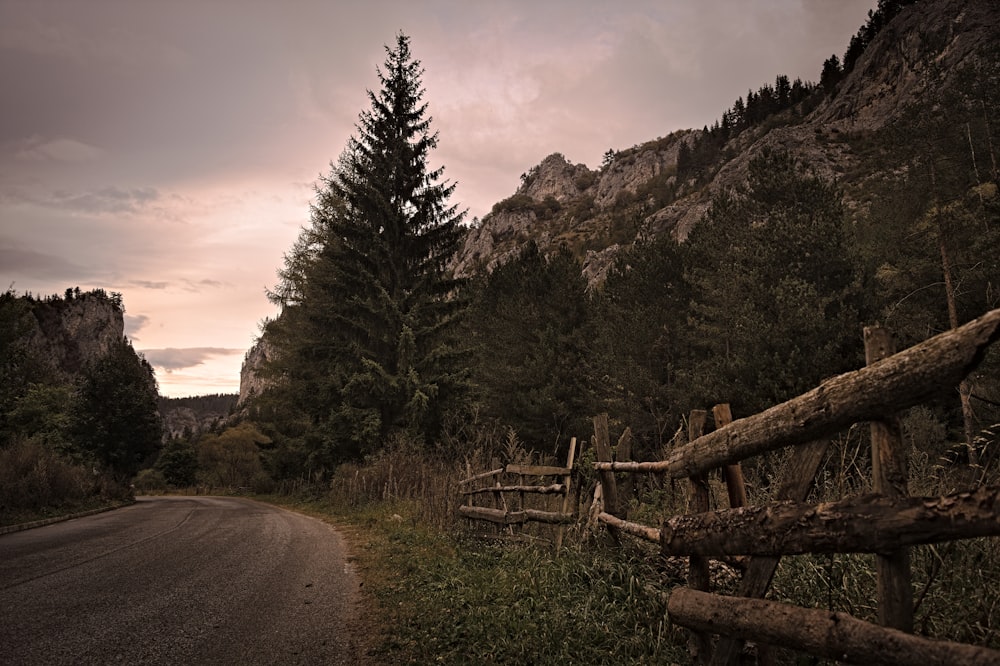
[139,347,244,372]
[48,186,160,215]
[0,245,93,282]
[15,136,104,163]
[124,313,150,337]
[129,279,169,290]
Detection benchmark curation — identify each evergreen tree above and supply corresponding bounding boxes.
[593,235,688,451]
[681,148,862,416]
[73,338,163,478]
[263,33,467,464]
[466,243,593,453]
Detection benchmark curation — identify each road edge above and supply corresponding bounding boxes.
[0,500,136,536]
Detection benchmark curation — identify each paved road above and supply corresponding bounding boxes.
[0,496,365,665]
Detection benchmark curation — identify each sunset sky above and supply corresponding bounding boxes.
[0,0,876,398]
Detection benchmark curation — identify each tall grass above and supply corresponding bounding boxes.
[249,405,1000,663]
[0,438,132,525]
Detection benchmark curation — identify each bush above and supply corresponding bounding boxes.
[133,468,167,493]
[0,438,91,513]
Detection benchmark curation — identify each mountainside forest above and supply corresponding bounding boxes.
[235,0,1000,484]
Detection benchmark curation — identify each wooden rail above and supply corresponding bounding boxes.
[591,308,1000,664]
[459,439,577,546]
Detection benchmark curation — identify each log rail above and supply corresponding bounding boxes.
[591,308,1000,664]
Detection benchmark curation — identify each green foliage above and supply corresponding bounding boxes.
[5,383,77,457]
[593,234,688,452]
[336,504,684,665]
[73,338,163,479]
[466,242,594,453]
[155,438,198,487]
[133,468,167,493]
[258,33,468,469]
[196,423,272,491]
[681,148,863,415]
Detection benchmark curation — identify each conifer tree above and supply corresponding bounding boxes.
[264,33,467,463]
[681,148,862,416]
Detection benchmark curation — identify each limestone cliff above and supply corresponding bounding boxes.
[238,336,275,407]
[450,0,1000,286]
[25,289,125,378]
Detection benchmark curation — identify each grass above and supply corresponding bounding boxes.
[259,492,689,665]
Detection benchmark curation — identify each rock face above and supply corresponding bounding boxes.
[448,0,999,286]
[158,394,238,439]
[26,291,125,378]
[238,336,275,407]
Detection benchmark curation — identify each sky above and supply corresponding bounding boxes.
[0,0,877,398]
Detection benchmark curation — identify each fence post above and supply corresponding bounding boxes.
[687,409,713,663]
[712,404,747,509]
[593,414,621,543]
[865,326,914,633]
[555,437,577,551]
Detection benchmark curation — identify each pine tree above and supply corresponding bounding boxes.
[681,148,862,416]
[264,33,467,463]
[466,242,593,453]
[593,235,688,450]
[73,338,163,479]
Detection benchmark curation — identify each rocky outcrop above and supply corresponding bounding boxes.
[26,290,125,378]
[158,394,237,439]
[238,336,275,407]
[450,0,998,285]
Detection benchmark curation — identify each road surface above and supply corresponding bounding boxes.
[0,496,365,665]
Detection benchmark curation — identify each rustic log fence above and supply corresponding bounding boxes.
[592,308,1000,665]
[459,437,577,549]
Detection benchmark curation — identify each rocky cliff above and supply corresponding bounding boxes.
[25,289,125,379]
[449,0,1000,286]
[238,336,275,407]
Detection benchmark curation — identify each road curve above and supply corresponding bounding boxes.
[0,496,365,665]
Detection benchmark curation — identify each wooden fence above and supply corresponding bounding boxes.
[459,438,577,549]
[593,308,1000,665]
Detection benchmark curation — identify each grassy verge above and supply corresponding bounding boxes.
[258,493,690,664]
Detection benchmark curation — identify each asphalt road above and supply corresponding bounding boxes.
[0,496,365,665]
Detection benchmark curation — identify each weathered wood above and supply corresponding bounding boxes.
[686,409,712,664]
[617,427,635,506]
[522,508,574,524]
[458,467,504,486]
[598,512,661,543]
[666,308,1000,478]
[459,505,510,524]
[594,460,670,472]
[865,326,913,633]
[505,464,572,477]
[710,438,830,666]
[556,437,578,551]
[458,505,574,525]
[594,413,621,522]
[661,485,1000,557]
[713,403,747,509]
[668,588,1000,666]
[461,483,566,496]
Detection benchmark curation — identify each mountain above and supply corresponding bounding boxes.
[450,0,999,286]
[158,394,238,440]
[241,0,999,406]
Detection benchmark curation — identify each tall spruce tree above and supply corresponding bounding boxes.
[264,33,466,464]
